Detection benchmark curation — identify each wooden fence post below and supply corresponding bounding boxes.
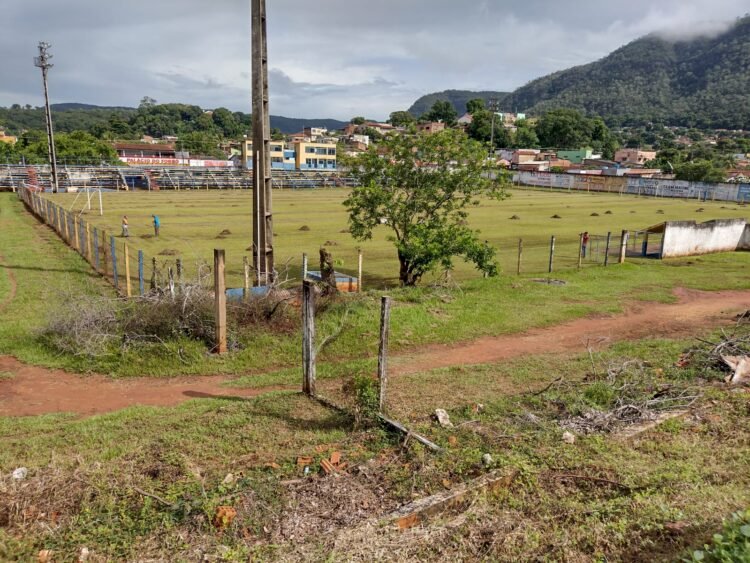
[138,250,145,295]
[302,252,308,281]
[642,233,650,257]
[243,256,250,297]
[604,232,612,266]
[73,216,80,252]
[548,236,556,274]
[517,238,523,276]
[86,222,92,262]
[302,280,316,396]
[578,233,584,269]
[124,243,132,297]
[619,230,629,264]
[358,249,363,292]
[378,296,392,412]
[214,249,228,354]
[110,236,118,289]
[150,257,157,290]
[93,228,100,270]
[176,258,183,289]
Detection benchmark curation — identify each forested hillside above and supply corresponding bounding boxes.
[410,16,750,128]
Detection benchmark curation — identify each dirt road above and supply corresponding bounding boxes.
[1,288,748,418]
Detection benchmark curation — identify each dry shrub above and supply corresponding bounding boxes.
[41,295,120,357]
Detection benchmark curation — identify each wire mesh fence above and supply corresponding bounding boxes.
[17,186,635,296]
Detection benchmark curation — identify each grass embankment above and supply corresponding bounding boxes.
[2,332,748,561]
[2,192,750,378]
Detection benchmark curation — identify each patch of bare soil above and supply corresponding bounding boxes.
[0,356,291,418]
[1,288,748,419]
[392,288,750,376]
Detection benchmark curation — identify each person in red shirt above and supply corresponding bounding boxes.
[581,231,590,258]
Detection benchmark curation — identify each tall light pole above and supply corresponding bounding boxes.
[34,42,59,193]
[488,98,500,158]
[252,0,274,284]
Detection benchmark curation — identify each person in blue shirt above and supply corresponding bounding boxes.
[152,214,161,237]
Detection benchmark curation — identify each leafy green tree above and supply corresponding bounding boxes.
[351,116,366,125]
[212,107,242,138]
[388,111,416,127]
[422,100,457,126]
[514,121,540,148]
[675,160,727,183]
[344,129,507,286]
[175,132,224,159]
[466,98,486,115]
[536,109,593,148]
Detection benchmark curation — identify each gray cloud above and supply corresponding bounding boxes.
[0,0,747,120]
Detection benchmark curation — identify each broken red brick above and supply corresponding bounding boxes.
[330,451,342,465]
[296,456,313,467]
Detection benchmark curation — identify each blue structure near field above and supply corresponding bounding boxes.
[306,271,359,292]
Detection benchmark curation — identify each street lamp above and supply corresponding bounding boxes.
[34,42,59,193]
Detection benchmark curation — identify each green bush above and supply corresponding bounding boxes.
[689,509,750,562]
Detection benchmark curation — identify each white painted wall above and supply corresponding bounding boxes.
[739,224,750,251]
[661,219,748,258]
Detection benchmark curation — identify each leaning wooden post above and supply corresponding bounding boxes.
[517,238,523,275]
[124,243,132,297]
[243,256,250,297]
[302,280,316,396]
[378,296,392,412]
[604,232,612,266]
[578,233,584,269]
[548,236,556,274]
[302,252,308,281]
[72,216,79,251]
[138,250,145,295]
[358,249,363,292]
[110,236,119,289]
[619,230,629,264]
[214,249,228,354]
[642,233,650,257]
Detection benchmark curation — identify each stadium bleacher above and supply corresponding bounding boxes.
[0,165,357,191]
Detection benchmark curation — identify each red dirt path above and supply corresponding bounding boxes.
[1,288,748,418]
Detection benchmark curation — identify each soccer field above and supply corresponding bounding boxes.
[46,187,748,287]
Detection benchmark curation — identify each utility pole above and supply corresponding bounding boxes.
[34,42,59,193]
[488,98,500,158]
[251,0,274,284]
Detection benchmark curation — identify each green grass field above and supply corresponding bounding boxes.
[45,187,750,286]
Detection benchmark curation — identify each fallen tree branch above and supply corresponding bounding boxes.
[551,473,632,492]
[132,486,173,508]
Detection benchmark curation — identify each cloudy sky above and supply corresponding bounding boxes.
[0,0,746,120]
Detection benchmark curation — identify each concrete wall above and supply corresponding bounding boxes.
[739,224,750,251]
[661,219,749,258]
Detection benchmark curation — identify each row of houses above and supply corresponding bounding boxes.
[499,147,662,178]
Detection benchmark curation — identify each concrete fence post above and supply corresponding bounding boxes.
[619,230,629,264]
[548,236,556,274]
[517,238,523,275]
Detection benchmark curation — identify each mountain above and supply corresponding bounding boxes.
[410,16,750,129]
[408,90,510,117]
[268,116,347,134]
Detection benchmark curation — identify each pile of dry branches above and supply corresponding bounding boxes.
[561,360,701,434]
